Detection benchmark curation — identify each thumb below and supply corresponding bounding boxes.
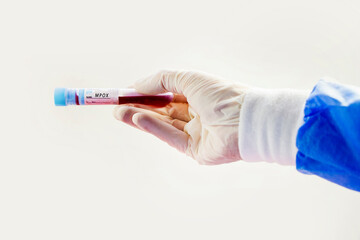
[134,70,196,95]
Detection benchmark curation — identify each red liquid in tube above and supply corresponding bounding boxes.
[118,95,173,107]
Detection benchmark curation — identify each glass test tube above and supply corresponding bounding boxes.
[54,88,174,107]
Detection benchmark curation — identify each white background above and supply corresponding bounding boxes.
[1,0,360,239]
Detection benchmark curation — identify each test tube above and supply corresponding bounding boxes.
[54,88,174,107]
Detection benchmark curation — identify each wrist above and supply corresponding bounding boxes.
[238,88,309,165]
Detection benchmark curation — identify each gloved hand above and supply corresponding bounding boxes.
[113,70,309,165]
[113,70,246,165]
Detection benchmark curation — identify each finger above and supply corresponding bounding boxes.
[166,103,191,122]
[132,113,189,153]
[134,70,202,95]
[113,105,165,128]
[127,103,191,122]
[173,94,187,103]
[169,118,186,131]
[134,70,177,94]
[113,106,187,131]
[123,104,168,116]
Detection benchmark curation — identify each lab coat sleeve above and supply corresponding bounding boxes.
[296,80,360,192]
[238,88,308,165]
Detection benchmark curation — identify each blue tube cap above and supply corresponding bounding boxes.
[54,88,67,106]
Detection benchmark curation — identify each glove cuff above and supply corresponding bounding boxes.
[238,88,309,165]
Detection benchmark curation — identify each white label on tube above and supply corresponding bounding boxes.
[84,88,119,105]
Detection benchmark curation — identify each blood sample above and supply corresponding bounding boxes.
[54,88,173,107]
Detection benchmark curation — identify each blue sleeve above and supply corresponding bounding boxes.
[296,80,360,192]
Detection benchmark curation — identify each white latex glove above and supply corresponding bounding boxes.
[113,70,309,165]
[114,70,246,165]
